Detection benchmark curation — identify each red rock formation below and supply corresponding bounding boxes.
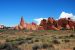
[38,26,44,30]
[15,16,38,30]
[31,22,36,25]
[20,16,25,27]
[58,18,69,29]
[26,23,38,30]
[15,17,75,30]
[38,17,60,30]
[57,18,75,30]
[15,16,26,30]
[40,19,47,30]
[47,17,54,30]
[47,17,59,30]
[47,17,54,24]
[67,18,75,30]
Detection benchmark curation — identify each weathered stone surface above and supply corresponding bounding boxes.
[47,17,59,30]
[15,17,75,30]
[15,17,26,30]
[26,23,38,30]
[58,18,68,28]
[38,26,44,30]
[15,17,38,30]
[40,19,47,30]
[58,18,75,30]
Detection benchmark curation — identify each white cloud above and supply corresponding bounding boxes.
[34,12,75,25]
[34,18,47,25]
[59,11,75,21]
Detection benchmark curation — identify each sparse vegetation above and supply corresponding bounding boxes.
[52,39,60,44]
[73,47,75,50]
[0,30,75,50]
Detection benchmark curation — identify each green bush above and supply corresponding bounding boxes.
[64,39,70,43]
[32,44,40,50]
[52,39,60,44]
[73,47,75,50]
[42,43,49,49]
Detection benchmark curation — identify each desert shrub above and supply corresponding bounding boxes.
[27,40,33,44]
[0,43,6,49]
[17,40,25,45]
[73,47,75,50]
[64,39,70,43]
[52,39,60,44]
[65,36,69,38]
[0,29,5,32]
[58,36,63,39]
[35,39,39,42]
[69,34,75,37]
[4,43,14,50]
[0,42,21,50]
[42,43,49,49]
[15,38,24,41]
[6,39,14,42]
[53,36,58,39]
[6,38,24,46]
[25,37,33,40]
[49,44,53,48]
[25,37,33,44]
[32,45,40,50]
[10,41,19,45]
[60,36,70,39]
[41,43,55,50]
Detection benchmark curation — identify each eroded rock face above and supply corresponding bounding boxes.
[58,18,68,28]
[15,26,19,30]
[15,17,38,30]
[20,17,25,27]
[15,17,26,30]
[58,18,75,30]
[68,18,75,30]
[38,26,44,30]
[39,17,60,30]
[26,23,38,30]
[15,17,75,30]
[40,19,47,30]
[46,17,59,30]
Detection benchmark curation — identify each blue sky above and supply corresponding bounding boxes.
[0,0,75,26]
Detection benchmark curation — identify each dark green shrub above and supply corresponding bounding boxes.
[6,39,14,42]
[0,43,6,49]
[42,44,48,49]
[35,39,39,42]
[16,38,24,41]
[25,37,32,40]
[0,29,5,32]
[17,40,24,45]
[0,42,20,50]
[48,44,53,47]
[69,34,75,37]
[32,45,40,50]
[73,47,75,50]
[27,40,33,44]
[52,39,60,44]
[64,39,70,43]
[65,36,69,38]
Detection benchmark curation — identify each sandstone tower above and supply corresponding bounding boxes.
[20,16,25,27]
[15,16,38,30]
[15,16,26,30]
